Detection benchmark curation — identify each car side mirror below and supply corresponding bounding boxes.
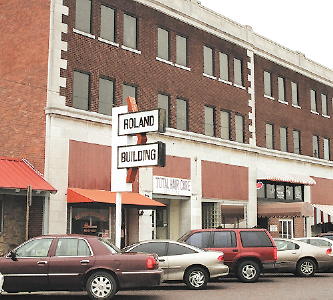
[9,250,17,261]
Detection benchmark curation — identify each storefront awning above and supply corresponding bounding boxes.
[257,169,316,186]
[258,202,313,217]
[313,204,333,224]
[0,157,56,192]
[67,188,165,207]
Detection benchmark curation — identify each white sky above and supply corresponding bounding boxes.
[199,0,333,70]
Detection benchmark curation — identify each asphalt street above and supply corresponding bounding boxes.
[1,273,332,300]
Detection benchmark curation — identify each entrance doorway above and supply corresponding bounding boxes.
[156,207,168,239]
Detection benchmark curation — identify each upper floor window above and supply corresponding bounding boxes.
[280,127,288,152]
[176,35,187,67]
[157,28,169,61]
[220,110,230,140]
[324,138,330,160]
[265,123,274,149]
[122,83,137,104]
[204,106,214,137]
[278,77,285,102]
[310,89,317,113]
[312,135,319,158]
[123,13,137,50]
[291,82,299,106]
[321,94,328,116]
[176,98,188,131]
[293,130,301,154]
[235,114,244,143]
[99,77,114,115]
[203,46,213,76]
[158,94,169,127]
[73,71,90,111]
[75,0,92,34]
[233,58,243,86]
[100,5,115,42]
[219,52,229,81]
[264,71,272,97]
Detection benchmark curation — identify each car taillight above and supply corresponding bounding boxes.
[326,248,332,255]
[146,256,158,270]
[273,247,278,260]
[217,255,224,262]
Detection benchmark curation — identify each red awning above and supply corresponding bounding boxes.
[0,157,56,192]
[67,188,165,207]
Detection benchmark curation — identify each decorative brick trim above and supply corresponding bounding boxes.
[247,49,256,146]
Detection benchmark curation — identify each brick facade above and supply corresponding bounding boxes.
[268,216,305,238]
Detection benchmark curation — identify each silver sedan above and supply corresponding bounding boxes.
[123,240,229,289]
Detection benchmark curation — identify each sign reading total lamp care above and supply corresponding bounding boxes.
[153,176,192,197]
[118,109,166,136]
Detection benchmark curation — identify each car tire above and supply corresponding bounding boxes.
[86,271,118,300]
[237,260,260,283]
[296,258,316,277]
[184,266,209,290]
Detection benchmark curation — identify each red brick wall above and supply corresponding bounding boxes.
[0,0,50,172]
[311,177,333,205]
[268,216,305,238]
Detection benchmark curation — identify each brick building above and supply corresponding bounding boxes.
[1,0,333,249]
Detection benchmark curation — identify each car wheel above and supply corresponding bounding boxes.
[86,271,118,300]
[184,267,209,289]
[296,258,316,277]
[237,260,260,283]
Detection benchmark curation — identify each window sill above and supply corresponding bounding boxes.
[156,57,174,66]
[264,95,275,101]
[98,37,119,47]
[174,63,191,71]
[292,104,301,109]
[233,83,246,90]
[218,78,233,86]
[121,45,141,54]
[322,114,331,119]
[311,110,320,115]
[73,28,96,39]
[203,73,217,80]
[278,100,289,105]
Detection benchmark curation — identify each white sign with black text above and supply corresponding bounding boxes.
[153,176,192,197]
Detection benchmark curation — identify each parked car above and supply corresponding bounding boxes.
[294,237,333,252]
[0,235,162,299]
[273,238,333,276]
[123,240,229,289]
[178,228,277,283]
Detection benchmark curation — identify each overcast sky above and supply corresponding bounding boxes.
[199,0,333,70]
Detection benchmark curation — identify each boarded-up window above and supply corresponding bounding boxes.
[123,14,137,49]
[176,98,187,131]
[219,52,229,81]
[203,46,213,76]
[233,58,243,86]
[75,0,91,33]
[157,28,169,60]
[176,35,187,66]
[99,78,114,115]
[220,111,230,140]
[100,6,115,42]
[73,71,90,111]
[158,94,169,127]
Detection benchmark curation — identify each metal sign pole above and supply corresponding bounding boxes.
[115,192,122,248]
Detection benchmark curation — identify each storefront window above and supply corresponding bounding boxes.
[257,182,304,202]
[276,185,285,200]
[266,184,275,198]
[71,207,109,237]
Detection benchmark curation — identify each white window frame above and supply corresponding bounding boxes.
[280,219,293,239]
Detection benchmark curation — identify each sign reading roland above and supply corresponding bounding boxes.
[117,142,166,169]
[118,109,166,136]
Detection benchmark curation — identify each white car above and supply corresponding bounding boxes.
[294,237,333,253]
[123,240,229,289]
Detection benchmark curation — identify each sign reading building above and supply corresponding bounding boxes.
[118,142,166,169]
[153,176,192,197]
[118,109,166,136]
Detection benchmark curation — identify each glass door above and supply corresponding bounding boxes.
[280,219,293,238]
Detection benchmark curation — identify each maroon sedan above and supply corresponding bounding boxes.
[0,234,162,299]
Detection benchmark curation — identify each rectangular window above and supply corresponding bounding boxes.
[75,0,92,33]
[264,71,272,97]
[321,94,328,115]
[158,94,169,127]
[220,110,230,140]
[157,28,169,60]
[203,46,213,76]
[280,127,288,152]
[310,89,317,112]
[99,77,114,115]
[219,52,229,81]
[293,130,301,154]
[213,231,237,248]
[280,220,293,239]
[278,77,285,102]
[312,135,319,158]
[235,114,244,143]
[73,71,90,111]
[176,98,187,131]
[176,35,187,67]
[123,13,137,49]
[122,84,137,104]
[265,123,274,149]
[100,5,115,42]
[291,82,299,106]
[324,138,330,160]
[233,58,243,86]
[240,231,274,247]
[204,106,214,136]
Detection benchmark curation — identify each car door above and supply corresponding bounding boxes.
[48,237,95,290]
[275,240,300,271]
[1,238,53,292]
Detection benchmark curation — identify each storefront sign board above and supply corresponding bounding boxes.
[153,176,192,197]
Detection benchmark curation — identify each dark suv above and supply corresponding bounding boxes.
[178,228,277,283]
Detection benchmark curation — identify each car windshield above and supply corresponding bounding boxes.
[98,238,121,254]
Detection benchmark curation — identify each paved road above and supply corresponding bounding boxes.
[1,273,332,300]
